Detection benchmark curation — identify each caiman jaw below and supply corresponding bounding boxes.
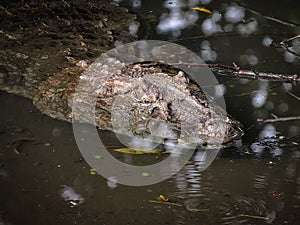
[223,117,244,143]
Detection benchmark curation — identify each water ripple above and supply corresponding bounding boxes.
[253,174,268,190]
[219,196,269,224]
[174,163,203,198]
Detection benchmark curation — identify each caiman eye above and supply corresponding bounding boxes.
[223,119,244,143]
[226,122,244,141]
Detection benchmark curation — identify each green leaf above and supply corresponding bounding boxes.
[142,172,150,177]
[90,168,97,175]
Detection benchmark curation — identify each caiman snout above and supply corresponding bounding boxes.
[223,117,244,143]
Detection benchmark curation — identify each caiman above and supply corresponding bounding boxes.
[0,0,243,147]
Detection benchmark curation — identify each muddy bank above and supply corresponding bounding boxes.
[0,0,139,99]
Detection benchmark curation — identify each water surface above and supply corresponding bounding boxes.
[1,0,300,224]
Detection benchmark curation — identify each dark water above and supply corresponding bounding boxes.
[1,0,300,224]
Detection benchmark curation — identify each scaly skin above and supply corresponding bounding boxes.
[68,59,243,145]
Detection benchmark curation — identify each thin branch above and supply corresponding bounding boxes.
[272,34,300,58]
[280,35,300,57]
[172,32,295,42]
[280,34,300,45]
[169,62,300,82]
[284,47,300,58]
[244,9,298,28]
[287,91,300,101]
[213,68,300,82]
[257,116,300,123]
[233,1,300,28]
[230,83,282,97]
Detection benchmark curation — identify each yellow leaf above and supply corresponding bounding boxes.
[192,7,212,15]
[159,195,169,202]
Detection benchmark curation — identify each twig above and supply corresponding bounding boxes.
[230,83,281,97]
[287,91,300,101]
[169,62,300,82]
[187,208,210,212]
[10,138,35,155]
[213,68,299,81]
[280,34,300,45]
[148,200,210,212]
[172,32,295,42]
[284,47,300,58]
[244,9,298,28]
[272,34,300,58]
[238,214,271,220]
[257,116,300,123]
[247,114,300,131]
[233,1,300,28]
[148,200,182,207]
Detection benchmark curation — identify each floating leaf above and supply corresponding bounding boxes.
[44,143,52,147]
[192,7,212,15]
[278,135,285,140]
[142,172,150,177]
[94,155,102,159]
[115,148,162,155]
[11,138,35,155]
[89,168,97,175]
[159,195,169,202]
[114,147,182,155]
[115,148,146,154]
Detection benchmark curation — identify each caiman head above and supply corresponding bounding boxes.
[73,59,244,147]
[223,117,244,144]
